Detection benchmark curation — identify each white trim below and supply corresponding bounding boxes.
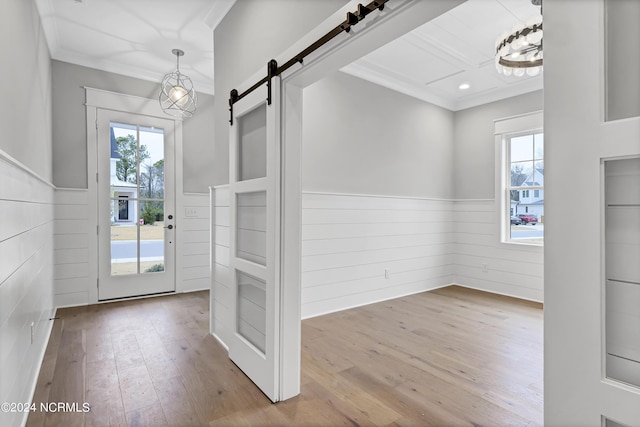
[600,157,607,386]
[174,120,186,293]
[204,0,237,30]
[85,87,183,121]
[494,112,545,247]
[0,147,55,189]
[85,88,184,304]
[54,187,87,192]
[451,283,543,304]
[494,110,543,135]
[280,83,302,400]
[209,186,216,340]
[303,190,493,203]
[211,332,230,351]
[87,104,99,304]
[19,314,56,427]
[301,283,453,320]
[300,281,544,321]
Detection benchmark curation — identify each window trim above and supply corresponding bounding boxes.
[494,111,544,247]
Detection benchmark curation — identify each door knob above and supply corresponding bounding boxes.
[165,224,174,230]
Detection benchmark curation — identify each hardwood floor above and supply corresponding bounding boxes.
[26,286,542,426]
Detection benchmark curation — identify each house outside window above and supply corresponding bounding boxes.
[507,132,544,244]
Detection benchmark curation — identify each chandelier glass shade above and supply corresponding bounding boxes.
[495,15,543,77]
[159,49,197,117]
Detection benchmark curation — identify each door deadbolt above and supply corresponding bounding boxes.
[167,214,173,220]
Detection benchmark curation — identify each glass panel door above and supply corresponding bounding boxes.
[228,79,281,402]
[98,111,175,300]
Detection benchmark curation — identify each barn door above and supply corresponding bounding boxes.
[227,78,281,401]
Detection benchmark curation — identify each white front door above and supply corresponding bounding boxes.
[228,79,281,401]
[97,110,176,300]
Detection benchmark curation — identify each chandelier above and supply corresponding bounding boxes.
[159,49,197,117]
[495,0,543,77]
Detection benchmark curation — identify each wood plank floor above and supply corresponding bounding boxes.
[26,286,542,426]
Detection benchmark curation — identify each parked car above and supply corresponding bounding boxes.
[517,213,538,224]
[510,216,523,225]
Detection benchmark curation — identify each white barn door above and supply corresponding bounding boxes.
[227,78,281,401]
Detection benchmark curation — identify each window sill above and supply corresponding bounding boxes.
[501,239,544,248]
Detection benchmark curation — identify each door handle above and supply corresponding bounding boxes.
[164,224,174,230]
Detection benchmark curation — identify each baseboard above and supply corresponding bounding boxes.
[451,282,544,305]
[19,307,56,427]
[210,332,229,352]
[179,286,210,294]
[301,281,542,321]
[301,282,453,320]
[53,287,210,311]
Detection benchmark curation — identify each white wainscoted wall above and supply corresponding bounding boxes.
[453,200,544,302]
[211,185,231,347]
[54,189,91,307]
[211,188,544,346]
[0,155,55,427]
[300,192,455,318]
[53,190,211,308]
[180,193,212,292]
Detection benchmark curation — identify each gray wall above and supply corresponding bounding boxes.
[303,71,455,198]
[213,0,349,185]
[52,60,215,192]
[0,2,54,426]
[453,90,543,199]
[1,0,52,180]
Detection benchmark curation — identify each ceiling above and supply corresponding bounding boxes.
[34,0,542,110]
[34,0,236,95]
[342,0,543,110]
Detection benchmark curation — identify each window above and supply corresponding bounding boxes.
[506,132,544,244]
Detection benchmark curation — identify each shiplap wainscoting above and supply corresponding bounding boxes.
[301,193,456,318]
[210,188,456,344]
[453,200,544,302]
[53,190,211,308]
[180,193,211,292]
[211,185,231,347]
[210,190,544,349]
[54,189,91,307]
[0,156,55,427]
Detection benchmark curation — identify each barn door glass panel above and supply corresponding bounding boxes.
[238,105,267,181]
[237,271,267,353]
[605,158,640,389]
[236,192,267,266]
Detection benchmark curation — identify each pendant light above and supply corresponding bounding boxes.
[159,49,197,117]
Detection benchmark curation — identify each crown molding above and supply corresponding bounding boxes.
[54,50,215,95]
